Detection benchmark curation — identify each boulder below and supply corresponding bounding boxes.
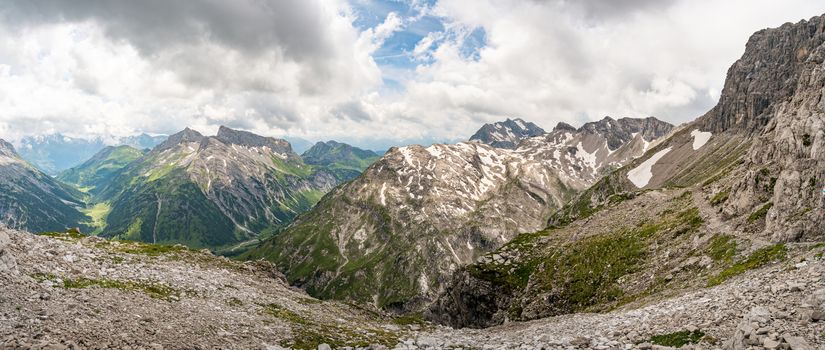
[783,335,812,350]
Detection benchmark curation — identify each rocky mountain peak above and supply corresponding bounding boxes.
[215,126,293,154]
[469,117,546,149]
[577,116,673,150]
[698,14,825,134]
[0,139,17,158]
[552,122,577,133]
[153,127,205,153]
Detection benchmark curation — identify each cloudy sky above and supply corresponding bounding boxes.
[0,0,824,150]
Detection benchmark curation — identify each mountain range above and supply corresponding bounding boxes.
[0,127,381,251]
[245,116,674,310]
[16,133,166,175]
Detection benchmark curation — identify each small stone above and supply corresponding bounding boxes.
[788,282,805,292]
[570,337,591,347]
[783,335,812,350]
[637,342,653,350]
[763,338,780,349]
[317,344,332,350]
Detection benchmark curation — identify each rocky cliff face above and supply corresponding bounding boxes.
[96,127,341,249]
[434,14,825,329]
[469,118,546,149]
[711,16,825,242]
[247,117,672,311]
[0,140,88,233]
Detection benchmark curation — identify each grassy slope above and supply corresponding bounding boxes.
[58,145,144,194]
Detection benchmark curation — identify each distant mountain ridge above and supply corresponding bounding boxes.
[16,133,166,175]
[246,116,673,310]
[0,139,88,232]
[302,141,380,182]
[89,126,375,249]
[469,118,546,149]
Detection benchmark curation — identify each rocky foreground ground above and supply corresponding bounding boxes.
[1,226,824,349]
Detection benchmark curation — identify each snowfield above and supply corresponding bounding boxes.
[691,129,712,150]
[627,147,671,188]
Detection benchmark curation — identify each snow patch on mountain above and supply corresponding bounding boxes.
[690,129,712,150]
[0,155,18,165]
[627,147,672,188]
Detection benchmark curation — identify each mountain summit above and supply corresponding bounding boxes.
[469,118,546,149]
[215,126,294,155]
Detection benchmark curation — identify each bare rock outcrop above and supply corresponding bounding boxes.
[0,227,17,274]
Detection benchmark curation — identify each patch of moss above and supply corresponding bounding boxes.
[288,326,398,350]
[30,272,58,282]
[261,304,399,350]
[709,190,730,205]
[673,207,704,235]
[33,273,184,301]
[392,313,427,326]
[111,242,191,256]
[64,277,182,301]
[297,297,323,305]
[708,244,787,287]
[707,235,737,263]
[39,228,85,240]
[649,330,705,347]
[227,298,244,307]
[537,232,646,311]
[747,202,773,223]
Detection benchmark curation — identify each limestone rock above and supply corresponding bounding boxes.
[0,228,16,274]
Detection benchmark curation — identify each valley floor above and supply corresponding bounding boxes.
[1,227,823,349]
